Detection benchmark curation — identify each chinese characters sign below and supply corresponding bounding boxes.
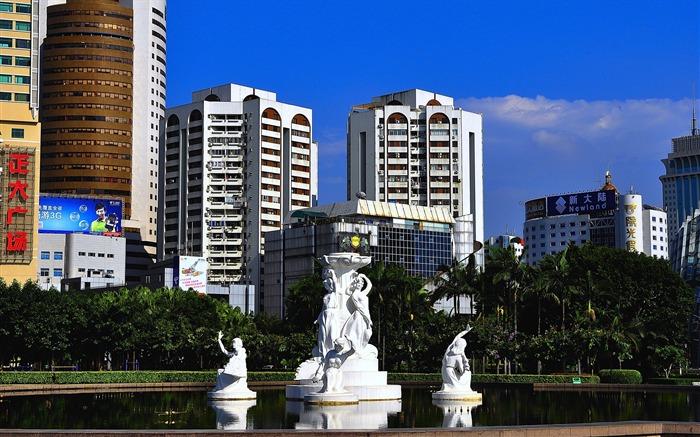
[1,148,34,264]
[544,190,617,218]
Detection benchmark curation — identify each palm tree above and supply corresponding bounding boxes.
[428,253,481,317]
[521,265,560,336]
[489,246,527,333]
[539,248,577,330]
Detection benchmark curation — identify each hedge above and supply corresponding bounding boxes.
[1,371,600,385]
[598,369,643,384]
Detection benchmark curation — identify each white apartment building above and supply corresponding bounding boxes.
[122,0,166,264]
[347,89,484,265]
[159,84,317,313]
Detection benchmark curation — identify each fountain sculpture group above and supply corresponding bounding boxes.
[208,252,481,428]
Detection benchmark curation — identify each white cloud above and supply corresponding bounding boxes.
[456,95,694,237]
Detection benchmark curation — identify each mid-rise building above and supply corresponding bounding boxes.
[523,173,667,265]
[0,0,41,282]
[39,0,165,283]
[159,84,317,313]
[484,234,524,260]
[263,199,458,319]
[661,105,700,237]
[347,89,484,266]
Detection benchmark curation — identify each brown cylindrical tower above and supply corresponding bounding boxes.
[40,0,134,217]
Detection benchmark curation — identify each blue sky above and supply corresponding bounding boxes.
[166,0,699,238]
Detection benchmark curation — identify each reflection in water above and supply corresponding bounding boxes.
[432,399,482,427]
[1,387,700,430]
[288,399,402,429]
[208,400,256,430]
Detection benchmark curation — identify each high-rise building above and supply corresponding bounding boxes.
[347,89,484,265]
[38,0,165,283]
[159,84,317,313]
[661,104,700,236]
[0,0,41,282]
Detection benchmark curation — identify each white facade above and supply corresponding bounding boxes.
[122,0,166,251]
[347,89,484,266]
[38,233,126,290]
[159,84,317,313]
[523,215,591,265]
[642,205,668,258]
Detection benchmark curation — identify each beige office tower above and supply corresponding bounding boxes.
[0,0,41,282]
[39,0,165,283]
[347,89,484,265]
[160,84,317,313]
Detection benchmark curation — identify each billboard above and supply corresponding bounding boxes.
[545,189,617,217]
[524,197,547,221]
[174,256,208,294]
[38,196,122,236]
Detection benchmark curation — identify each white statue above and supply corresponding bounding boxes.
[314,268,341,359]
[319,338,353,393]
[339,272,375,357]
[440,326,473,392]
[208,331,256,400]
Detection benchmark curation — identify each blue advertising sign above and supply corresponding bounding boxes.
[545,190,617,217]
[38,196,122,236]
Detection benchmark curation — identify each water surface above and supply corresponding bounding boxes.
[1,386,698,430]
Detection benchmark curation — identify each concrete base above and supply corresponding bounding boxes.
[207,388,257,401]
[304,391,359,405]
[288,383,401,402]
[432,390,482,401]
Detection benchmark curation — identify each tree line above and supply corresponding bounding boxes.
[0,243,693,377]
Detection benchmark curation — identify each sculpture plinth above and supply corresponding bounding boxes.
[286,252,401,404]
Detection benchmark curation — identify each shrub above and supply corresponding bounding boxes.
[598,369,642,384]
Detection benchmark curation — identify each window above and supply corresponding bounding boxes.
[14,39,30,49]
[0,55,11,65]
[0,38,11,48]
[0,3,12,12]
[14,93,29,102]
[15,4,30,13]
[15,21,30,31]
[15,56,30,66]
[88,252,95,257]
[14,75,29,84]
[40,268,49,277]
[54,252,63,260]
[0,74,10,83]
[78,251,86,256]
[40,251,50,260]
[0,92,10,101]
[53,268,63,277]
[0,20,11,30]
[107,253,115,258]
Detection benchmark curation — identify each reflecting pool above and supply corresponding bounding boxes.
[1,386,699,430]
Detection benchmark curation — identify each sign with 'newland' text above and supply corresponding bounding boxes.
[545,189,617,217]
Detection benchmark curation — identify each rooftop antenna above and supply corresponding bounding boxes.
[693,82,699,136]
